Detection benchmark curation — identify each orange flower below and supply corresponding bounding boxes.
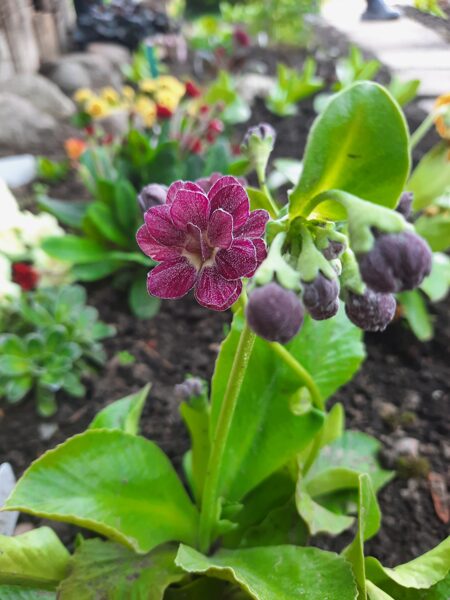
[65,138,87,161]
[434,93,450,141]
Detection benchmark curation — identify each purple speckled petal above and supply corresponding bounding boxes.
[136,225,182,261]
[144,205,185,246]
[215,238,257,280]
[235,209,269,239]
[147,257,197,299]
[185,223,212,262]
[166,180,204,204]
[207,209,233,249]
[246,238,267,277]
[195,266,242,311]
[170,190,210,231]
[208,177,249,229]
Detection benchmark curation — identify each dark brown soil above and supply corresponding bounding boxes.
[0,30,448,568]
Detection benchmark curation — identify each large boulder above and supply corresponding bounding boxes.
[0,93,57,152]
[87,42,131,70]
[45,60,91,97]
[3,74,75,119]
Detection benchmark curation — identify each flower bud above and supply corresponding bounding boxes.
[302,274,340,320]
[395,191,413,219]
[241,123,276,173]
[345,288,396,332]
[246,282,304,344]
[174,377,204,401]
[138,184,168,213]
[358,231,432,293]
[322,240,345,261]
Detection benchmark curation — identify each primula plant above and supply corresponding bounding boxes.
[1,82,449,599]
[0,285,114,416]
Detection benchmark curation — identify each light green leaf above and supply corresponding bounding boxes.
[89,385,150,434]
[0,527,69,587]
[398,290,433,342]
[387,77,420,107]
[415,213,450,252]
[289,82,410,220]
[176,544,358,600]
[4,430,199,554]
[0,586,55,600]
[37,195,88,229]
[421,253,450,302]
[129,277,161,319]
[343,474,381,599]
[0,356,30,376]
[286,306,366,402]
[367,580,395,600]
[296,479,354,536]
[409,143,450,210]
[210,317,324,502]
[42,236,110,264]
[113,179,140,236]
[180,399,210,505]
[72,260,123,281]
[59,540,183,600]
[84,202,130,248]
[365,537,450,590]
[306,431,394,496]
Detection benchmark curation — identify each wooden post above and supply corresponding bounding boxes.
[0,0,40,76]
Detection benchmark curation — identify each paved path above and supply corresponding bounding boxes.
[322,0,450,109]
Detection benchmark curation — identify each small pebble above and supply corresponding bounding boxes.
[38,423,58,441]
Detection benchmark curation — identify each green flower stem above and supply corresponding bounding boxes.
[410,105,446,151]
[256,164,279,218]
[198,322,256,553]
[270,342,323,410]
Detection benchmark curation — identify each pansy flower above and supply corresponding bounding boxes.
[137,176,269,311]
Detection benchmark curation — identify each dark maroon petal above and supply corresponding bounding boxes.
[208,177,249,229]
[136,225,182,261]
[185,223,212,263]
[166,180,204,204]
[144,205,185,246]
[195,266,242,311]
[207,209,233,249]
[147,257,197,299]
[170,190,210,231]
[235,209,269,239]
[215,238,257,280]
[246,238,267,277]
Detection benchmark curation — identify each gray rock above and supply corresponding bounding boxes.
[0,155,37,188]
[38,422,58,441]
[0,463,18,536]
[3,74,75,119]
[58,53,122,90]
[236,73,276,104]
[46,61,91,97]
[87,42,131,70]
[0,93,57,152]
[393,437,420,458]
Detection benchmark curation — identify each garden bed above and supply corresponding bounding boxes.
[0,27,448,569]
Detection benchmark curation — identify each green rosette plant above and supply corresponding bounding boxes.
[1,82,448,599]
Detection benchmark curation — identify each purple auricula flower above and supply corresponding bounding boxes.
[136,176,269,311]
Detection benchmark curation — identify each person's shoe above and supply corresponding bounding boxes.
[361,0,400,20]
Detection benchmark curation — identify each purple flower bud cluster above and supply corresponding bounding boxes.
[302,274,340,321]
[345,289,396,332]
[174,377,204,401]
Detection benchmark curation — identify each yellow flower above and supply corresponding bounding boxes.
[101,86,120,105]
[156,76,186,98]
[139,79,158,94]
[434,93,450,141]
[134,97,157,128]
[85,98,109,119]
[73,88,94,104]
[154,90,179,113]
[122,86,135,102]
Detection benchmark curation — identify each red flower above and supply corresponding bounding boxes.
[190,138,203,154]
[12,263,39,291]
[185,81,201,98]
[199,105,210,115]
[233,27,251,48]
[157,104,173,119]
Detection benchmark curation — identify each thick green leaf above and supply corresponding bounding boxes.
[373,574,450,600]
[0,586,55,600]
[59,540,183,600]
[409,143,450,210]
[113,179,140,236]
[343,474,381,599]
[415,213,450,252]
[421,253,450,302]
[129,277,161,319]
[210,316,324,502]
[180,399,210,505]
[0,528,69,587]
[296,479,354,536]
[0,356,30,376]
[305,431,394,496]
[37,196,89,229]
[289,82,410,220]
[398,290,433,342]
[89,385,150,434]
[72,260,124,281]
[365,537,450,591]
[84,202,130,248]
[286,306,366,402]
[42,236,110,264]
[4,430,199,554]
[176,544,358,600]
